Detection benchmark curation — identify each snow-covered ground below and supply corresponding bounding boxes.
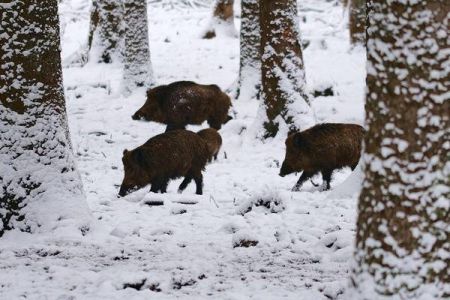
[0,0,365,299]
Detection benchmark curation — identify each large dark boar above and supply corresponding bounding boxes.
[197,128,222,161]
[132,81,232,131]
[279,123,365,191]
[118,130,209,197]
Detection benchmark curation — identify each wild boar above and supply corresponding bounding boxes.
[279,123,365,191]
[132,81,232,131]
[197,128,222,161]
[118,130,209,197]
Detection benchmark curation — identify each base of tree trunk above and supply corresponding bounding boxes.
[63,46,90,68]
[201,19,238,39]
[227,68,261,101]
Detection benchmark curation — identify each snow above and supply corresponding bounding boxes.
[327,164,363,200]
[0,0,367,298]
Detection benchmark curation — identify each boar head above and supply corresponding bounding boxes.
[279,132,308,177]
[132,86,167,123]
[118,149,152,197]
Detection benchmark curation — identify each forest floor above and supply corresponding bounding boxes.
[0,0,365,299]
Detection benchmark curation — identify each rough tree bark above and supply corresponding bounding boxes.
[88,0,124,63]
[349,0,366,45]
[0,0,91,236]
[202,0,237,39]
[230,0,261,101]
[259,0,314,138]
[350,0,449,298]
[122,0,153,95]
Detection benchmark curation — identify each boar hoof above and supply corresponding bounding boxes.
[291,185,301,192]
[319,183,331,192]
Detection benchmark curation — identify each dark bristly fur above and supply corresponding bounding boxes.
[132,81,232,131]
[118,130,210,197]
[279,123,365,191]
[197,128,222,162]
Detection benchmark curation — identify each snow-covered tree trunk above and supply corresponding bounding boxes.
[0,0,91,236]
[202,0,237,39]
[349,0,365,45]
[259,0,314,138]
[122,0,153,95]
[88,0,124,63]
[350,1,450,298]
[231,0,261,101]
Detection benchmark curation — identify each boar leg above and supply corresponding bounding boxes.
[321,170,333,191]
[150,183,160,193]
[207,119,221,130]
[150,177,164,193]
[178,175,193,193]
[292,171,314,191]
[159,178,169,193]
[193,173,203,195]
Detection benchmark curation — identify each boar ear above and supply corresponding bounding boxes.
[288,127,298,136]
[147,88,157,101]
[148,85,167,106]
[123,149,129,155]
[293,133,306,149]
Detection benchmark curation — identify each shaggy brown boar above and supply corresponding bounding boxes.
[118,130,209,197]
[279,123,365,191]
[197,128,222,161]
[132,81,232,131]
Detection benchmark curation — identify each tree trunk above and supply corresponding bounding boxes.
[202,0,237,39]
[349,0,365,45]
[88,0,124,63]
[259,0,314,138]
[122,0,153,95]
[231,0,261,101]
[0,0,91,236]
[350,1,449,298]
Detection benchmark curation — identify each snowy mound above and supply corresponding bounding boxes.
[236,187,286,215]
[327,163,363,200]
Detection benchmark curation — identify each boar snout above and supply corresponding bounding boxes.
[118,186,128,197]
[279,161,293,177]
[132,112,141,120]
[118,185,136,197]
